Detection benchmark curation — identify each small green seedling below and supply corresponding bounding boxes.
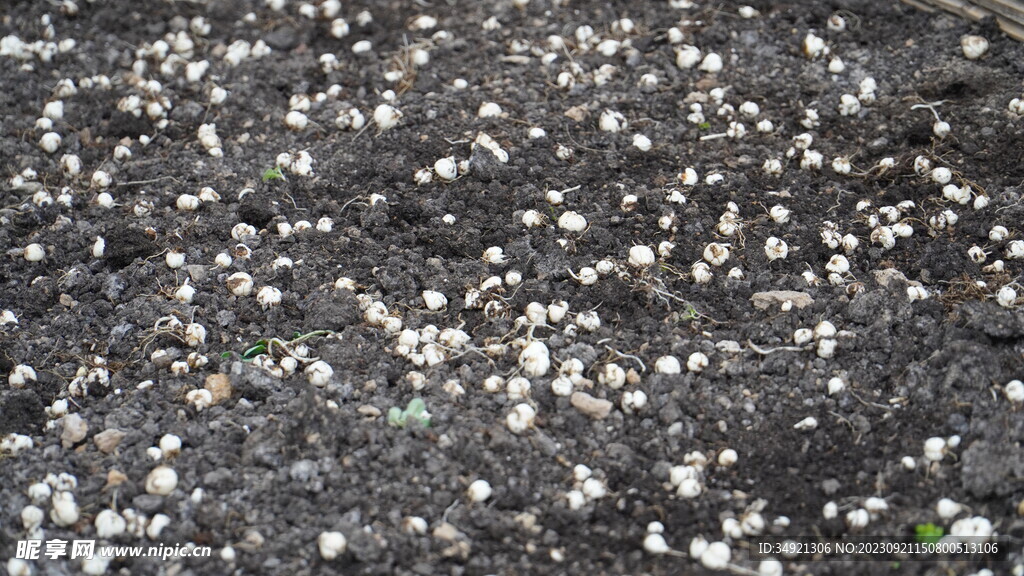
[388,398,431,428]
[698,121,711,131]
[262,166,286,182]
[914,523,944,545]
[222,330,333,361]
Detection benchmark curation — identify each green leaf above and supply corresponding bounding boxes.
[242,342,268,359]
[406,398,426,417]
[387,407,405,427]
[262,166,285,182]
[698,121,711,130]
[914,523,944,544]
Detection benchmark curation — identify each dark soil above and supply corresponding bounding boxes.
[1,1,1023,575]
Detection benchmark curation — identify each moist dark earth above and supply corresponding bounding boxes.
[2,0,1024,575]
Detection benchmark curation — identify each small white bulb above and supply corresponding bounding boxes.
[794,416,819,431]
[764,237,788,261]
[643,533,670,555]
[692,262,713,284]
[39,132,62,153]
[961,35,989,60]
[937,498,962,520]
[175,282,196,304]
[686,352,709,373]
[95,509,127,538]
[24,243,46,262]
[222,270,254,295]
[176,194,200,211]
[700,542,732,570]
[519,341,551,377]
[628,245,656,267]
[506,403,536,434]
[996,285,1017,308]
[305,360,334,387]
[467,479,492,502]
[478,102,503,118]
[50,491,80,527]
[699,52,723,73]
[599,110,627,133]
[703,243,730,266]
[145,466,178,495]
[632,133,653,151]
[256,286,282,309]
[165,249,186,269]
[434,156,458,181]
[655,356,681,375]
[318,531,348,560]
[924,437,947,462]
[846,508,870,529]
[1003,380,1024,403]
[718,449,738,467]
[373,104,402,130]
[423,290,448,311]
[1006,240,1024,259]
[558,211,588,233]
[811,319,835,338]
[575,311,601,332]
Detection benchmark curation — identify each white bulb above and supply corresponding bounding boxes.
[318,531,348,560]
[50,491,80,527]
[373,104,402,130]
[718,449,738,467]
[764,237,788,261]
[936,498,962,520]
[700,542,731,570]
[145,466,178,495]
[924,436,947,462]
[699,52,723,73]
[655,356,681,375]
[478,102,503,118]
[434,156,458,181]
[686,352,709,373]
[226,272,254,296]
[632,134,652,151]
[628,245,656,267]
[256,286,282,309]
[422,290,448,311]
[467,479,492,503]
[846,508,870,529]
[24,243,45,262]
[703,243,730,266]
[519,341,551,377]
[95,509,127,538]
[961,35,989,60]
[643,533,670,555]
[39,132,62,153]
[166,250,186,269]
[305,361,334,387]
[506,403,536,434]
[1005,380,1024,404]
[558,211,588,233]
[599,110,627,133]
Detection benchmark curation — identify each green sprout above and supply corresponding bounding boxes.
[914,523,944,545]
[387,398,431,428]
[698,121,711,131]
[222,330,333,361]
[262,166,286,182]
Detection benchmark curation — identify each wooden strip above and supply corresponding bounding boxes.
[973,0,1024,24]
